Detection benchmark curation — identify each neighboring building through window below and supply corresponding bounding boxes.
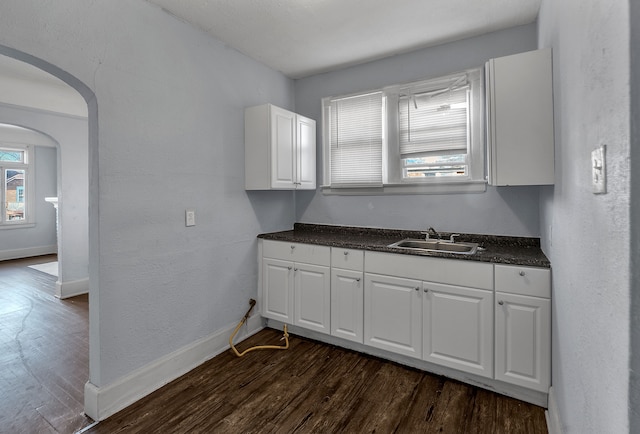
[1,145,32,224]
[322,68,485,194]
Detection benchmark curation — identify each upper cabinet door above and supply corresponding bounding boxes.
[486,48,555,186]
[270,105,296,189]
[296,114,316,190]
[245,104,317,190]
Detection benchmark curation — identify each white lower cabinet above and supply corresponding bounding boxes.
[494,264,551,392]
[423,282,494,378]
[331,268,364,343]
[263,258,295,323]
[293,263,330,334]
[261,240,552,397]
[261,240,331,334]
[364,273,422,358]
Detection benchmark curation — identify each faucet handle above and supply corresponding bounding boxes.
[449,234,461,243]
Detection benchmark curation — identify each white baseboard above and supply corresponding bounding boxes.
[84,313,264,422]
[545,386,563,434]
[57,277,89,299]
[0,244,57,261]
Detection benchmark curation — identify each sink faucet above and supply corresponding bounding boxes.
[424,227,439,240]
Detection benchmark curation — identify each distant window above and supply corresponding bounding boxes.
[1,144,32,225]
[322,68,485,194]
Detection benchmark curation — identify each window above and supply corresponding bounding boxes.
[322,68,485,194]
[1,144,33,225]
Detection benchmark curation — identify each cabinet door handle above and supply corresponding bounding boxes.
[291,245,296,250]
[519,271,526,276]
[424,288,429,293]
[287,266,292,271]
[498,300,504,305]
[294,268,298,272]
[344,251,349,256]
[355,278,361,282]
[414,287,420,291]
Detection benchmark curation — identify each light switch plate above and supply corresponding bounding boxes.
[185,209,196,227]
[591,145,606,194]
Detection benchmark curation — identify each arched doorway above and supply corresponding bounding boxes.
[0,45,99,430]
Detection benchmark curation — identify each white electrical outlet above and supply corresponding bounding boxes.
[185,209,196,227]
[591,145,606,194]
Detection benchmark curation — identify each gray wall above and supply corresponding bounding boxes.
[294,24,541,237]
[630,0,640,431]
[538,0,630,432]
[0,0,295,387]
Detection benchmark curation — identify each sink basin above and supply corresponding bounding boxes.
[387,238,479,255]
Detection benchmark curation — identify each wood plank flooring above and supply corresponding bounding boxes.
[88,328,548,434]
[0,255,92,434]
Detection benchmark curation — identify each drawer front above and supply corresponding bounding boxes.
[331,248,364,271]
[494,264,550,298]
[262,240,331,266]
[365,251,494,290]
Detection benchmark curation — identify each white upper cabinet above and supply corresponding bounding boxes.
[245,104,316,190]
[486,48,555,186]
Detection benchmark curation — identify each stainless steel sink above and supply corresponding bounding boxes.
[387,238,479,255]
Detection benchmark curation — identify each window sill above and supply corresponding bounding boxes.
[321,180,487,195]
[0,222,36,230]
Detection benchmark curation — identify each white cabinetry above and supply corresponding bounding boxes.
[486,48,554,186]
[494,265,551,392]
[364,273,422,358]
[423,282,493,378]
[245,104,316,190]
[262,240,330,334]
[330,248,364,344]
[364,252,494,375]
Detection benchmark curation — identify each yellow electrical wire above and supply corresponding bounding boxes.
[229,299,290,357]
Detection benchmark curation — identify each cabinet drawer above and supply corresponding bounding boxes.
[331,248,364,271]
[263,240,330,266]
[494,264,550,298]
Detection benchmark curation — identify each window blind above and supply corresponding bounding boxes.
[329,92,383,187]
[399,84,469,158]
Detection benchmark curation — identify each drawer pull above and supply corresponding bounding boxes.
[415,287,420,291]
[498,300,504,305]
[356,278,361,282]
[519,271,526,276]
[290,245,296,250]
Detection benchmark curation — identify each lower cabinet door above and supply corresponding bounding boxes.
[364,273,422,358]
[423,282,494,378]
[331,268,364,344]
[495,292,550,392]
[294,262,331,334]
[262,258,294,323]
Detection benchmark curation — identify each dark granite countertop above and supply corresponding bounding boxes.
[258,223,550,268]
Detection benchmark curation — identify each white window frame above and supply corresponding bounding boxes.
[0,143,35,227]
[322,68,486,195]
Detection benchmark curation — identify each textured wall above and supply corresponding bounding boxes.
[294,24,542,237]
[0,0,295,387]
[538,1,631,432]
[630,0,640,431]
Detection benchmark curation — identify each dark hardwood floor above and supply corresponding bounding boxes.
[89,328,548,434]
[0,255,92,434]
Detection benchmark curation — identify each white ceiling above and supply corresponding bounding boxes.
[146,0,541,79]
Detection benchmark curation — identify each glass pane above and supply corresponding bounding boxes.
[0,149,25,163]
[5,169,25,221]
[402,155,467,178]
